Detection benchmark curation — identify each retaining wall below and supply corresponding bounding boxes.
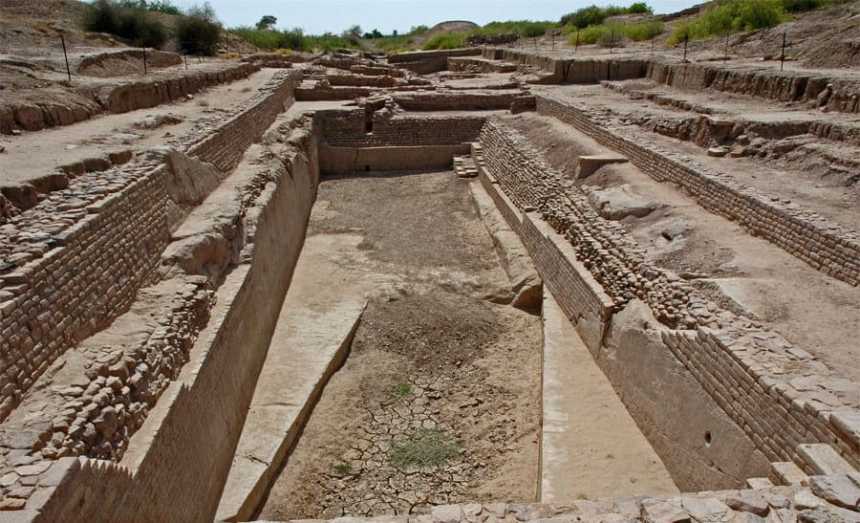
[476,117,860,489]
[535,93,860,286]
[0,71,300,422]
[27,121,320,523]
[482,48,647,84]
[0,63,260,135]
[387,48,481,74]
[476,126,770,489]
[314,108,488,148]
[647,62,860,114]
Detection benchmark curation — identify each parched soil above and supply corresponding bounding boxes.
[258,171,542,520]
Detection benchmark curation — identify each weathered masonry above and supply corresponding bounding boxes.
[0,45,858,523]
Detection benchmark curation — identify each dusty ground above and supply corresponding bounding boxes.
[504,112,860,382]
[1,67,281,187]
[258,171,542,519]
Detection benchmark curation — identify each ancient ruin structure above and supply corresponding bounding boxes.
[1,15,860,523]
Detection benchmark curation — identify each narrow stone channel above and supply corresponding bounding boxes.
[257,170,542,519]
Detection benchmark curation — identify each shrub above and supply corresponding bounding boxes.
[623,19,664,40]
[117,10,168,47]
[230,26,284,49]
[627,2,653,13]
[85,0,167,48]
[176,4,221,55]
[567,19,663,45]
[115,0,181,15]
[667,0,785,45]
[85,0,120,34]
[560,3,654,28]
[422,32,467,50]
[561,5,609,28]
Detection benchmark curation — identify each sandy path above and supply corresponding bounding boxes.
[0,68,281,186]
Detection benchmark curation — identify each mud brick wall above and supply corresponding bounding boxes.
[393,90,519,111]
[30,123,321,523]
[0,72,300,423]
[481,48,646,84]
[315,109,487,147]
[296,85,375,101]
[0,167,170,421]
[188,70,301,172]
[647,62,860,114]
[662,329,860,471]
[388,48,481,73]
[518,213,612,325]
[535,94,860,286]
[98,63,260,114]
[477,116,860,483]
[448,57,517,73]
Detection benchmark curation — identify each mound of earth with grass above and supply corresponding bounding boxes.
[412,20,479,46]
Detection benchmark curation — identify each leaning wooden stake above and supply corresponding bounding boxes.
[61,35,71,83]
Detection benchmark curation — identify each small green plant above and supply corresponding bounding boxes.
[391,383,412,398]
[332,462,352,475]
[389,428,461,469]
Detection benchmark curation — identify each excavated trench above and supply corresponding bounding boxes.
[222,162,682,522]
[256,171,544,519]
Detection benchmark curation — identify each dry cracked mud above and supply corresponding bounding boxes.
[258,171,542,520]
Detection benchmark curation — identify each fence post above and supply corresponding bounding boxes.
[143,47,148,75]
[683,34,688,62]
[184,54,188,70]
[575,29,580,53]
[60,35,71,83]
[780,31,786,71]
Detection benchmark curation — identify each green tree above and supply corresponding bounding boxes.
[256,15,277,30]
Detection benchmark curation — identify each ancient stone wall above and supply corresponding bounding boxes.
[314,108,487,148]
[647,62,860,113]
[476,117,860,488]
[0,63,260,135]
[535,93,860,286]
[481,48,647,84]
[28,121,320,523]
[387,49,482,74]
[0,71,300,423]
[320,144,470,174]
[393,90,522,111]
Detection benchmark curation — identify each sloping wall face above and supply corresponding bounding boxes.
[0,72,300,424]
[477,116,860,488]
[477,119,784,490]
[30,120,320,523]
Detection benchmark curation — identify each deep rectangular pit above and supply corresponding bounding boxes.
[2,46,859,522]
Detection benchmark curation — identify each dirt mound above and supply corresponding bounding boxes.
[78,49,182,77]
[411,20,479,46]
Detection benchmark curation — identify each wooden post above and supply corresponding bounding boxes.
[60,35,71,83]
[780,31,786,71]
[724,32,729,62]
[143,47,148,75]
[184,54,188,70]
[683,34,688,62]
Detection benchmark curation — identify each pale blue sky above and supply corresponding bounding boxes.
[171,0,701,34]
